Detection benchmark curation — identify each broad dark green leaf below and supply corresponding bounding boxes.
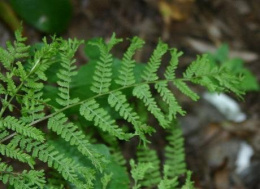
[9,0,72,33]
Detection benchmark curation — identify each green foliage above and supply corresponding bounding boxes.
[47,113,106,171]
[9,0,72,33]
[158,166,178,189]
[133,84,169,128]
[181,171,195,189]
[130,159,153,189]
[0,29,245,188]
[80,99,133,140]
[136,146,161,187]
[0,160,45,189]
[207,44,259,91]
[116,37,145,86]
[164,124,186,179]
[56,39,82,107]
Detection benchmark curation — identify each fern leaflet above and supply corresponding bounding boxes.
[108,91,151,144]
[164,124,186,179]
[130,159,153,189]
[90,33,122,94]
[133,84,169,128]
[164,48,183,80]
[56,39,82,106]
[155,81,186,121]
[14,137,92,188]
[142,40,168,81]
[116,36,145,86]
[137,146,161,187]
[173,80,199,101]
[158,165,178,189]
[0,143,34,168]
[0,28,30,71]
[80,99,133,140]
[0,116,45,142]
[48,113,106,171]
[0,161,45,189]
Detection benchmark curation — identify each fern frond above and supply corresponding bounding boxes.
[158,165,178,189]
[164,124,186,179]
[17,138,91,188]
[215,69,245,98]
[48,113,106,171]
[0,143,34,168]
[0,116,45,142]
[0,47,12,70]
[110,148,127,168]
[116,36,145,86]
[14,61,27,81]
[56,39,82,107]
[155,81,185,121]
[133,84,169,128]
[0,161,45,189]
[17,38,61,123]
[80,99,133,140]
[0,28,30,70]
[45,170,66,189]
[28,37,60,80]
[164,48,183,80]
[173,80,199,101]
[108,91,149,143]
[0,130,10,140]
[12,28,30,59]
[183,54,211,79]
[142,40,168,81]
[101,173,113,189]
[6,72,17,96]
[130,159,153,189]
[90,33,122,94]
[137,146,161,187]
[181,171,195,189]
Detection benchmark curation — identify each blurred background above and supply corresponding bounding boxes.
[0,0,259,188]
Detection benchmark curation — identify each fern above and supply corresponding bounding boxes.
[90,33,122,94]
[108,91,151,144]
[155,81,185,121]
[130,159,153,189]
[158,166,178,189]
[48,113,106,171]
[0,116,45,142]
[80,99,134,140]
[0,30,245,188]
[164,48,183,80]
[0,28,30,71]
[0,143,34,168]
[116,37,145,86]
[137,146,161,187]
[173,80,200,101]
[56,39,82,106]
[12,136,93,188]
[181,171,195,189]
[133,84,169,128]
[164,123,187,179]
[0,160,45,189]
[142,40,168,81]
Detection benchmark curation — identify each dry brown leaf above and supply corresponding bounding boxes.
[159,0,194,23]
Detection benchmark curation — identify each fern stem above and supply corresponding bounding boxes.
[31,78,189,126]
[0,132,16,143]
[0,58,42,118]
[0,81,24,118]
[1,75,206,143]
